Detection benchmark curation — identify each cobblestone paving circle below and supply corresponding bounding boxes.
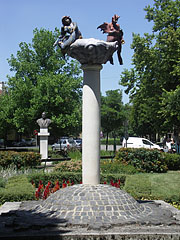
[33,184,153,225]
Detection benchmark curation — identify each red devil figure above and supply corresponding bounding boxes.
[97,14,125,65]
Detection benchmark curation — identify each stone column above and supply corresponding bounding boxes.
[38,128,50,159]
[67,38,118,185]
[81,64,103,185]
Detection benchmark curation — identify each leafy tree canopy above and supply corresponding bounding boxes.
[101,89,125,139]
[120,0,180,138]
[0,28,82,139]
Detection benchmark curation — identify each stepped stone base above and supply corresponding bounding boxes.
[0,184,180,239]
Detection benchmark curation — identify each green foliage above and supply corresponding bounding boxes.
[120,0,180,136]
[100,160,138,174]
[101,89,125,144]
[27,170,126,188]
[115,148,168,173]
[0,151,41,168]
[101,138,121,145]
[101,174,126,186]
[0,175,35,205]
[27,171,82,187]
[163,152,180,170]
[68,149,82,160]
[0,28,82,138]
[54,160,82,172]
[0,178,5,188]
[160,87,180,131]
[53,158,137,175]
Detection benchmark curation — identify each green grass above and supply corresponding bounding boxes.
[124,171,180,202]
[101,138,121,145]
[150,171,180,201]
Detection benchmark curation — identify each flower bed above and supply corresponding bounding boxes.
[32,179,122,200]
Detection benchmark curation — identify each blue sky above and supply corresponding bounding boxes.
[0,0,155,103]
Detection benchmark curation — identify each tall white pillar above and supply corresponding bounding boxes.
[81,64,103,185]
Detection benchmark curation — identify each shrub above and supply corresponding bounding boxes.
[101,173,126,187]
[100,160,138,174]
[54,160,82,172]
[0,178,5,188]
[163,153,180,170]
[0,151,41,168]
[28,171,126,189]
[0,164,39,181]
[27,171,82,187]
[115,148,168,173]
[0,175,35,205]
[68,149,82,160]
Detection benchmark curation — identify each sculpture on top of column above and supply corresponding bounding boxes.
[97,14,125,65]
[53,16,82,57]
[53,15,124,65]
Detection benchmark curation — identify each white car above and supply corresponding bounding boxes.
[122,137,162,150]
[52,138,76,151]
[74,138,82,151]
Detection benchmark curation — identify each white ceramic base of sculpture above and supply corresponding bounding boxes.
[82,64,102,185]
[68,38,118,65]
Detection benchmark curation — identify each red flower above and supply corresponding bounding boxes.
[62,183,67,188]
[110,180,114,186]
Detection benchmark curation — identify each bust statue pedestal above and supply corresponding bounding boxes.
[38,128,50,160]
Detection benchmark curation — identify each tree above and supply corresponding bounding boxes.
[0,93,15,145]
[1,28,82,140]
[120,0,180,139]
[101,89,124,151]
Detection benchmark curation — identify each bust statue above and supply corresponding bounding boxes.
[37,112,51,128]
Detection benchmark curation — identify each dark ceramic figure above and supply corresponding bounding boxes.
[97,14,125,65]
[54,16,82,57]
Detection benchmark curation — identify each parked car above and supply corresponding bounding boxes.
[122,137,163,151]
[74,138,82,151]
[52,137,76,151]
[25,138,36,146]
[12,139,27,147]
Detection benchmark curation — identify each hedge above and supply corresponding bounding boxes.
[115,148,168,173]
[0,175,35,205]
[27,171,126,188]
[0,151,41,168]
[163,152,180,170]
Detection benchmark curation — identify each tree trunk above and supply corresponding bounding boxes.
[106,132,109,151]
[113,136,116,153]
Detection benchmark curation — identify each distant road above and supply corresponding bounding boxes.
[3,145,122,152]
